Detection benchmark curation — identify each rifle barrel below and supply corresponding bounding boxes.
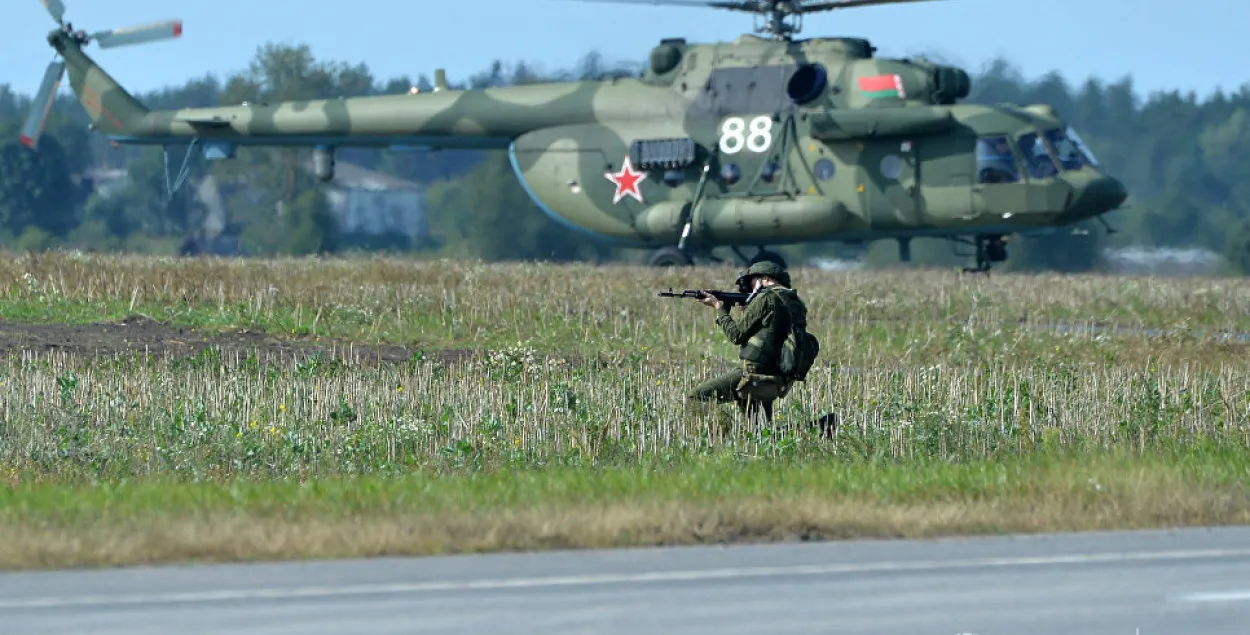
[655,289,750,304]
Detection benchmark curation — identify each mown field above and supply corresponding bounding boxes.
[1,251,1249,570]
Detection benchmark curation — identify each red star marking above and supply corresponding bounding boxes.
[604,155,647,204]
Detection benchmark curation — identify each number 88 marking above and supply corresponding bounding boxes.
[719,115,773,154]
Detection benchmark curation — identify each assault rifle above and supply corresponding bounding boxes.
[656,288,752,308]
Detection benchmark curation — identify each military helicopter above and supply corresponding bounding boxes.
[20,0,1128,272]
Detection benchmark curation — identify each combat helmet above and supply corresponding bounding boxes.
[735,260,791,291]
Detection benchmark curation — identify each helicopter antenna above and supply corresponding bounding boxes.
[561,0,946,41]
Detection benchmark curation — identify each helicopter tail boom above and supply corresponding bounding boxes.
[49,29,151,139]
[48,24,671,151]
[112,81,665,150]
[34,3,678,151]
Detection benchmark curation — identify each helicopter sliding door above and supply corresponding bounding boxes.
[911,133,975,224]
[859,139,920,230]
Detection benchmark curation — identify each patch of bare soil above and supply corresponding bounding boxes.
[0,315,472,364]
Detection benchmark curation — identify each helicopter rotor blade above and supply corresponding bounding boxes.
[800,0,946,12]
[90,19,182,49]
[555,0,756,10]
[19,60,66,150]
[40,0,66,24]
[555,0,944,12]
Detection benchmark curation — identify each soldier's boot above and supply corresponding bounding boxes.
[812,412,839,439]
[739,397,776,435]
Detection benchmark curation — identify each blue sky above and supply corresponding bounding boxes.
[1,0,1245,101]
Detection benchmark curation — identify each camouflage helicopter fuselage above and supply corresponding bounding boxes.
[48,27,1127,265]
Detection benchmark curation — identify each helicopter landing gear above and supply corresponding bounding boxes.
[750,249,787,269]
[648,246,694,267]
[957,234,1008,274]
[646,245,786,269]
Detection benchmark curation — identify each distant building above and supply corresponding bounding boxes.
[81,158,430,254]
[316,162,428,243]
[79,167,129,198]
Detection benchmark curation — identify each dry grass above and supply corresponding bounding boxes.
[2,251,1250,569]
[1,348,1247,480]
[1,451,1246,570]
[3,251,1250,367]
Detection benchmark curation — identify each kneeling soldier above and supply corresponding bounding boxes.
[687,260,807,427]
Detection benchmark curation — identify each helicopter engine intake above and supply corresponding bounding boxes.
[787,63,828,105]
[930,64,971,105]
[903,57,972,105]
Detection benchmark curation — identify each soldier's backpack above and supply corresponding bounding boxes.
[777,293,820,382]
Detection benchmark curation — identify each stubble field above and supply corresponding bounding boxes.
[1,250,1249,570]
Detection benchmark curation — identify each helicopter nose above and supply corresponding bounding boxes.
[1076,175,1128,214]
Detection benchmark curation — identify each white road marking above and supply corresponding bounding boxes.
[1177,589,1250,603]
[4,547,1250,610]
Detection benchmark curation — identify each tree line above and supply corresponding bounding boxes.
[0,44,1247,272]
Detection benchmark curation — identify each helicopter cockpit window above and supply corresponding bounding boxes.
[690,65,798,117]
[1065,126,1099,166]
[1016,132,1059,179]
[1043,128,1092,170]
[976,136,1021,184]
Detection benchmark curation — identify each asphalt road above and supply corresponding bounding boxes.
[3,527,1250,634]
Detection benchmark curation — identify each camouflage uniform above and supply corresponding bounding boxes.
[687,261,806,424]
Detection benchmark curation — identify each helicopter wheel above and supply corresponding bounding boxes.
[649,246,694,267]
[959,234,1007,274]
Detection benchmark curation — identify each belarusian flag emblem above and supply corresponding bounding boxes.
[857,74,906,99]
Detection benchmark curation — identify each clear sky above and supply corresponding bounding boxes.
[1,0,1244,101]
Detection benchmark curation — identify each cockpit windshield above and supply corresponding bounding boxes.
[1064,126,1099,166]
[1043,127,1095,170]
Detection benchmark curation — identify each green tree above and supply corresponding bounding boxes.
[282,188,338,255]
[65,193,128,252]
[0,123,85,241]
[1225,219,1250,274]
[97,146,208,238]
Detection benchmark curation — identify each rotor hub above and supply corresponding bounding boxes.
[24,0,183,150]
[574,0,945,42]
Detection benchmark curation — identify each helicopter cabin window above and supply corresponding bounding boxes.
[1016,133,1059,179]
[975,136,1021,184]
[1043,128,1092,170]
[690,65,798,117]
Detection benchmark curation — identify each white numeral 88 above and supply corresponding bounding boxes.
[719,115,773,154]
